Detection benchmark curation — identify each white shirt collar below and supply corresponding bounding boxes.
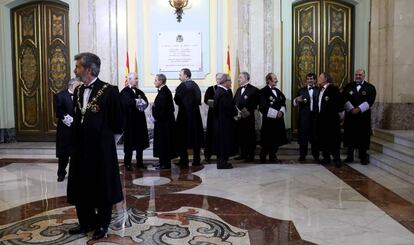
[218,84,228,90]
[85,77,98,87]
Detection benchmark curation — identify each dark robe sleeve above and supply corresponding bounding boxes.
[108,86,124,134]
[54,93,65,120]
[152,91,168,121]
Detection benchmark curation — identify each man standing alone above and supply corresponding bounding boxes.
[68,52,124,240]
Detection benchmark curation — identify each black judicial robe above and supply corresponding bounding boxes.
[152,85,177,160]
[120,86,149,152]
[53,90,74,158]
[213,87,238,158]
[315,84,343,152]
[234,84,260,150]
[342,81,376,149]
[204,85,217,155]
[259,86,288,148]
[174,80,204,149]
[295,86,319,145]
[67,79,123,206]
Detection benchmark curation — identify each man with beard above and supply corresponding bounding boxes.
[120,72,149,171]
[174,68,204,168]
[259,73,288,163]
[315,72,344,168]
[213,73,238,169]
[233,72,260,162]
[68,52,123,240]
[152,74,176,169]
[343,69,376,164]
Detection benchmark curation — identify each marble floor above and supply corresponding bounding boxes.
[0,156,413,244]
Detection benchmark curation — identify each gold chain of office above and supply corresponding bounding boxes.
[76,84,109,123]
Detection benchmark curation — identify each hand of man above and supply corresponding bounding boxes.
[351,107,361,114]
[295,95,304,102]
[277,111,284,118]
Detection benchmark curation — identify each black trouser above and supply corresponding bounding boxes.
[124,150,143,167]
[159,156,171,167]
[299,142,319,159]
[322,149,341,162]
[179,147,200,165]
[260,146,279,161]
[75,204,112,230]
[347,147,368,160]
[57,155,69,177]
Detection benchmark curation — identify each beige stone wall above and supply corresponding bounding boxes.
[370,0,414,129]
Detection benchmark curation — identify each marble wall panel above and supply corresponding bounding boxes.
[371,102,414,129]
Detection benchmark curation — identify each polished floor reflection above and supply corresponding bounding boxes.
[0,158,413,245]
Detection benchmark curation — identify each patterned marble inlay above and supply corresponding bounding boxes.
[132,176,171,186]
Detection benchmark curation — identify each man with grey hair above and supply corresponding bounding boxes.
[120,72,149,171]
[213,73,238,169]
[68,52,124,240]
[315,72,343,168]
[234,71,259,162]
[342,69,376,164]
[53,78,80,182]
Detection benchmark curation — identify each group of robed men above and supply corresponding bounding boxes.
[52,52,376,240]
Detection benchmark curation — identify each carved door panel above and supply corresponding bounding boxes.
[292,0,353,131]
[12,2,70,141]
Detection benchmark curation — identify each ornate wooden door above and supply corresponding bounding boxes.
[292,0,353,131]
[12,1,70,141]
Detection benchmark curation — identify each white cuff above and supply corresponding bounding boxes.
[358,102,370,113]
[344,101,354,112]
[293,98,298,107]
[279,106,286,114]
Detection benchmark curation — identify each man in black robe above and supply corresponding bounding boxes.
[343,69,376,164]
[293,73,319,161]
[174,68,204,168]
[213,73,238,169]
[152,74,176,169]
[120,72,149,171]
[68,52,123,240]
[234,72,260,162]
[203,82,218,162]
[53,78,80,182]
[315,72,344,168]
[259,73,288,163]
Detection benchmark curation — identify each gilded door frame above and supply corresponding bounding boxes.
[11,0,70,141]
[292,0,354,134]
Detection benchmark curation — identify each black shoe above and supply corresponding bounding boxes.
[125,165,132,171]
[234,156,244,160]
[68,225,90,235]
[260,158,266,163]
[57,176,65,182]
[334,160,342,168]
[269,157,280,163]
[192,160,201,166]
[180,164,189,169]
[245,157,255,163]
[319,159,331,165]
[344,157,354,163]
[160,164,171,169]
[92,227,108,240]
[360,158,369,165]
[136,164,146,169]
[217,163,233,169]
[298,156,306,162]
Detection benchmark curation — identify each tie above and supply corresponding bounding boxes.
[308,86,314,90]
[271,87,277,91]
[84,84,93,89]
[157,89,160,92]
[356,81,362,86]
